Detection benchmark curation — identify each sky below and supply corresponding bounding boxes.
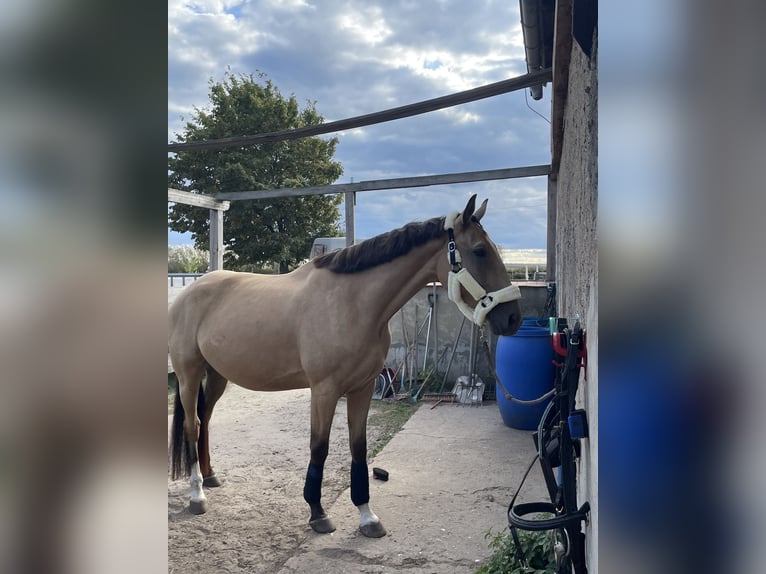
[168,0,552,252]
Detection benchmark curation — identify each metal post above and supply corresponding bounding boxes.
[209,208,224,270]
[432,283,438,371]
[345,191,356,247]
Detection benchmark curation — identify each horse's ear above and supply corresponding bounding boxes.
[473,198,488,222]
[462,194,477,225]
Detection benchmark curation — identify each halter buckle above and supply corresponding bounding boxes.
[479,294,494,308]
[446,227,460,269]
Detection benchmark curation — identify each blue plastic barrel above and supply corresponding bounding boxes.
[495,318,555,430]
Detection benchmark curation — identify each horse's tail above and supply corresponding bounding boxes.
[170,381,206,480]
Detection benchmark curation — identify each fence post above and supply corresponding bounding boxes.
[210,208,224,270]
[345,191,356,247]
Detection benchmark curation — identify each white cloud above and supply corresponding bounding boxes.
[336,6,392,45]
[168,0,550,248]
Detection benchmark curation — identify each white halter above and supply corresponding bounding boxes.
[443,212,521,326]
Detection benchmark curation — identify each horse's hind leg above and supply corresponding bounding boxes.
[199,366,228,487]
[347,384,386,537]
[176,360,209,514]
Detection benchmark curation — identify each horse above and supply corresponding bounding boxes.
[168,194,522,538]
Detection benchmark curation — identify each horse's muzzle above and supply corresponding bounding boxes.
[487,302,522,337]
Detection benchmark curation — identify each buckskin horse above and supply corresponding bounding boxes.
[168,194,522,537]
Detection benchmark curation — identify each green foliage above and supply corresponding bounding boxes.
[475,527,555,574]
[168,245,209,273]
[411,369,446,394]
[168,71,344,273]
[233,262,279,274]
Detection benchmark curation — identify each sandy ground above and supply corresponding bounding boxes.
[275,400,550,574]
[168,384,550,574]
[168,385,394,574]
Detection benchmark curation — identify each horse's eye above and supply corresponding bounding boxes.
[472,246,487,257]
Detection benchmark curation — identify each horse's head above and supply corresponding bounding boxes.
[441,194,522,337]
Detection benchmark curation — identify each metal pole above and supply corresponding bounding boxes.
[400,309,408,395]
[439,316,466,393]
[344,191,355,247]
[468,323,476,384]
[412,305,418,389]
[423,305,433,370]
[209,208,224,270]
[432,284,438,371]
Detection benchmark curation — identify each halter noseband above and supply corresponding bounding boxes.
[443,212,521,326]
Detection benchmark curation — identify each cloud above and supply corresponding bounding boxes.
[168,0,551,248]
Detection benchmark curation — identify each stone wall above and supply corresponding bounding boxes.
[384,283,550,395]
[554,30,598,571]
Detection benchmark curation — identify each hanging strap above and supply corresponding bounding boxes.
[479,327,555,406]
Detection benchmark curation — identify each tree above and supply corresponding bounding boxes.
[168,72,344,273]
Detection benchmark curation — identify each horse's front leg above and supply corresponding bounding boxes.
[347,384,387,538]
[304,391,338,533]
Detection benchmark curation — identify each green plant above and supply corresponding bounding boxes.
[232,262,279,274]
[409,368,450,395]
[168,245,209,273]
[475,527,555,574]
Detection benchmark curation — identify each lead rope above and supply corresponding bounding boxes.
[479,326,555,406]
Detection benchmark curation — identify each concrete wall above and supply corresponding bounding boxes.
[384,283,550,395]
[554,31,598,571]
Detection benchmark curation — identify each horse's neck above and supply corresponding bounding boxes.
[356,237,446,325]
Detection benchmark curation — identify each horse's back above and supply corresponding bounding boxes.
[169,271,243,330]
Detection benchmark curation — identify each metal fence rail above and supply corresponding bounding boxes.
[168,273,204,287]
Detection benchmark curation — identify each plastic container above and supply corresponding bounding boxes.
[495,318,555,430]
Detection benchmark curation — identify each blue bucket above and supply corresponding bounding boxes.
[495,318,555,430]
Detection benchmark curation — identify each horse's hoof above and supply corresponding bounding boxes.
[203,474,223,488]
[189,499,208,515]
[360,521,387,538]
[309,516,336,534]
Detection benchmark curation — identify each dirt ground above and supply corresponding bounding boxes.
[168,384,400,574]
[168,383,550,574]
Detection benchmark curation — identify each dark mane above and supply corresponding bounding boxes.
[313,216,445,273]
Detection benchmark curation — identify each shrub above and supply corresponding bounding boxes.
[475,527,555,574]
[232,262,279,274]
[168,245,209,273]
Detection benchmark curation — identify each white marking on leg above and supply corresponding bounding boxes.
[357,503,380,527]
[190,462,207,503]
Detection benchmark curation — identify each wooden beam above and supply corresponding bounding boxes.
[550,0,573,179]
[168,69,553,153]
[168,188,230,211]
[215,165,551,201]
